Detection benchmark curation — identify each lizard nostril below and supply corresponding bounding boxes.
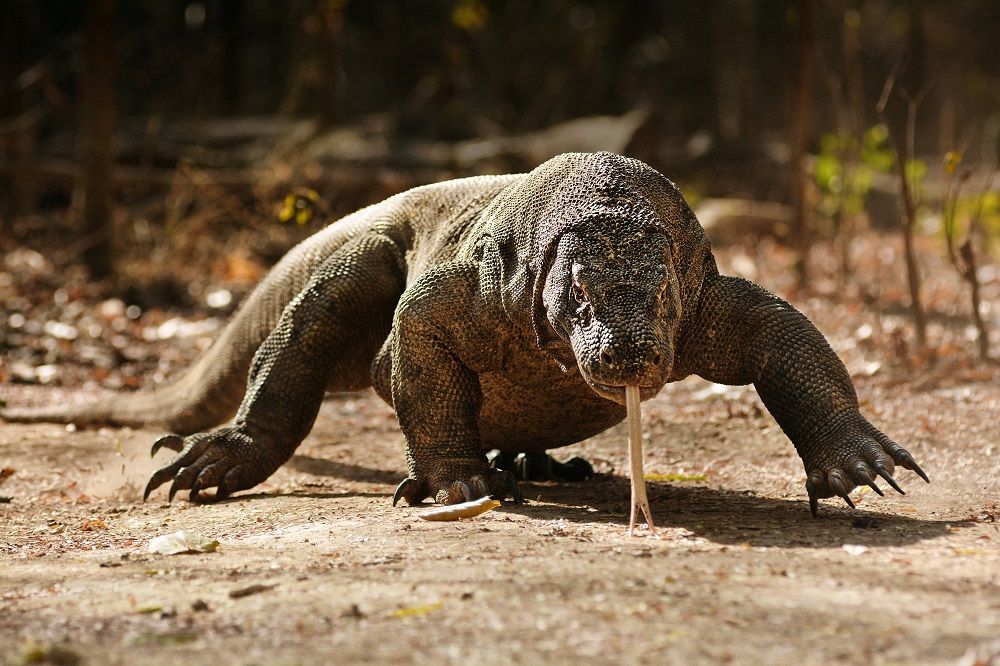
[599,346,615,368]
[650,351,663,366]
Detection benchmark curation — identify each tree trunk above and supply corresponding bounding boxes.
[221,0,245,114]
[789,0,816,291]
[882,98,928,352]
[81,0,116,278]
[0,0,29,237]
[960,240,990,362]
[280,0,342,127]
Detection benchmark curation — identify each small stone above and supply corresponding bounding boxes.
[343,603,365,619]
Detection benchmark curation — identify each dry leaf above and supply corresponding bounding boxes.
[80,518,109,531]
[147,530,219,555]
[391,602,443,618]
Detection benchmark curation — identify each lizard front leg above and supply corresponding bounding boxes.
[143,231,406,502]
[678,273,928,516]
[389,261,521,506]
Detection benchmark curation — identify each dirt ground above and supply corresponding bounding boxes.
[2,236,1000,665]
[2,368,999,665]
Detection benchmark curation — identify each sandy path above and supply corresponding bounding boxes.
[2,377,998,665]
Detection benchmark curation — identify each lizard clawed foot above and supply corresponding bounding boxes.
[144,425,283,503]
[392,468,522,507]
[488,450,595,482]
[804,417,928,517]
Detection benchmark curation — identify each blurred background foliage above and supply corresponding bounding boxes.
[0,0,998,374]
[2,1,997,142]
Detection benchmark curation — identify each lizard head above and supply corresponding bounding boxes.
[540,221,681,405]
[517,151,711,405]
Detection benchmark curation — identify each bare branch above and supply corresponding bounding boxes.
[876,65,927,353]
[875,57,906,114]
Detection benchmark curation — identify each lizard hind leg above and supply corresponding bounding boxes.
[144,230,409,502]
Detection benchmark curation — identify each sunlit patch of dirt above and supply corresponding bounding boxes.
[2,232,999,663]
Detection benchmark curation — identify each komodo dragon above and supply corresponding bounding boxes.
[1,152,928,514]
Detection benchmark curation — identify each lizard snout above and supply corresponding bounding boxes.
[579,330,671,403]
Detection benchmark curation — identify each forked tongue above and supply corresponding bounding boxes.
[625,385,656,537]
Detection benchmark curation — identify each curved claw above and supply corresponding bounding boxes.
[806,472,821,518]
[872,430,930,484]
[874,463,905,495]
[470,476,490,498]
[168,472,186,503]
[142,476,159,502]
[457,481,473,503]
[852,463,884,497]
[828,473,856,510]
[392,478,416,507]
[898,452,930,483]
[151,434,184,457]
[189,479,204,504]
[503,471,523,505]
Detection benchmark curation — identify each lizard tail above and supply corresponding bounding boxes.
[2,208,382,433]
[1,293,268,432]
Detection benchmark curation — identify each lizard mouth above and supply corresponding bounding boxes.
[586,380,660,404]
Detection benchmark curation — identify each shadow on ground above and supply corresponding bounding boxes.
[286,454,400,484]
[236,457,962,550]
[517,475,965,548]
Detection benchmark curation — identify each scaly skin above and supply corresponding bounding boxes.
[1,152,928,513]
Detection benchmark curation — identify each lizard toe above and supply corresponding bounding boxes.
[848,461,885,496]
[188,460,245,503]
[393,477,429,506]
[144,426,280,502]
[398,466,522,506]
[866,424,929,483]
[436,481,476,505]
[469,475,490,498]
[144,434,215,501]
[801,416,924,517]
[169,466,200,503]
[210,463,258,503]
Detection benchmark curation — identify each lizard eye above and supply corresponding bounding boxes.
[571,284,587,304]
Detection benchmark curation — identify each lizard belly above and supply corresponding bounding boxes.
[477,366,624,452]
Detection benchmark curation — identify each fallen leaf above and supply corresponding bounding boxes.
[81,518,108,531]
[18,642,81,666]
[229,583,277,599]
[147,530,219,555]
[125,630,198,646]
[951,548,983,556]
[644,472,707,483]
[391,602,443,618]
